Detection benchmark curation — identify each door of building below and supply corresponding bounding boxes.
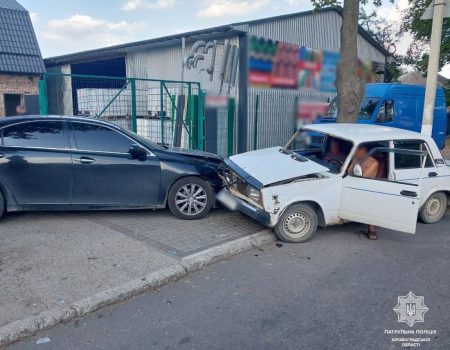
[4,94,22,116]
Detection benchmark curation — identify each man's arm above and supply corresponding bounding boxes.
[347,159,356,175]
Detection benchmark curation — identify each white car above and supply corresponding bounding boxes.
[217,124,450,243]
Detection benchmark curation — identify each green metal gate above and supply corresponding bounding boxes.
[39,72,205,150]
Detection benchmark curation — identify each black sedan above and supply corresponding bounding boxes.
[0,116,224,220]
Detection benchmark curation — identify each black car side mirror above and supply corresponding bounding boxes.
[129,145,147,161]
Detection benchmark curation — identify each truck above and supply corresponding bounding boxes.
[316,83,448,149]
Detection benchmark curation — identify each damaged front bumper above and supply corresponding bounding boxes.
[216,188,271,227]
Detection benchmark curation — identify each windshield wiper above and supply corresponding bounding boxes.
[279,148,293,155]
[280,148,308,162]
[157,143,170,149]
[291,154,308,162]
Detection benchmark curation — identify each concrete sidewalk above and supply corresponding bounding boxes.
[0,209,272,346]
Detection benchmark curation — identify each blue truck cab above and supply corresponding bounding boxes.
[316,83,448,149]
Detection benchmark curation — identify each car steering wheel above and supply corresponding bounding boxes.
[328,159,344,167]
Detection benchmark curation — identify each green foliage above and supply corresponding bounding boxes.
[400,0,450,72]
[386,64,406,82]
[311,0,394,10]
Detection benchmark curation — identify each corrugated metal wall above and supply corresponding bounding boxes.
[239,10,386,151]
[241,11,338,150]
[247,88,335,150]
[240,10,340,52]
[239,10,385,63]
[126,36,241,153]
[125,35,240,95]
[46,64,73,115]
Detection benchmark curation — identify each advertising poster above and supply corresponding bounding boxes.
[297,46,322,90]
[320,51,340,92]
[249,36,376,93]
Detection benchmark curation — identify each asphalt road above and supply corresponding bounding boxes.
[10,215,450,350]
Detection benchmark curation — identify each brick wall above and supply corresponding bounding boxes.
[0,74,40,117]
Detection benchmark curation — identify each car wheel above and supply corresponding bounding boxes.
[275,204,318,243]
[168,176,214,220]
[0,189,5,220]
[419,192,448,224]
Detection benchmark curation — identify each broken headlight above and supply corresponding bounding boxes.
[246,185,261,203]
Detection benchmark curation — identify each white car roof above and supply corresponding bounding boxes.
[303,124,433,144]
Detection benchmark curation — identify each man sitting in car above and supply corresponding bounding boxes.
[323,138,347,164]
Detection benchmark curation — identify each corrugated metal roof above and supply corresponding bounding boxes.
[45,7,390,67]
[45,25,241,66]
[0,0,45,74]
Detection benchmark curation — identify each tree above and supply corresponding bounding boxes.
[400,0,450,73]
[311,0,394,122]
[400,0,450,106]
[359,8,405,82]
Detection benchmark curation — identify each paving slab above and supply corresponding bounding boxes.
[0,209,264,329]
[85,209,263,257]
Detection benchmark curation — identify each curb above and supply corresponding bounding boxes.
[0,230,275,347]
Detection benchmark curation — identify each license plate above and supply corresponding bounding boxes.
[216,189,238,210]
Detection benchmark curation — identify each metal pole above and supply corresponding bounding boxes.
[422,0,446,136]
[181,37,186,82]
[180,37,186,97]
[38,76,48,115]
[253,95,259,151]
[227,97,235,156]
[130,79,137,132]
[198,90,205,151]
[160,81,165,145]
[188,83,193,149]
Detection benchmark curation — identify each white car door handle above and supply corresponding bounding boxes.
[400,190,417,198]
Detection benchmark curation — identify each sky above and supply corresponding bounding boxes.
[19,0,449,78]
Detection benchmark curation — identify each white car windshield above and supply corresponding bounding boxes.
[285,130,353,174]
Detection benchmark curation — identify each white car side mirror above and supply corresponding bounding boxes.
[353,164,363,177]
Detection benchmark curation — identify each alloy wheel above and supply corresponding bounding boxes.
[175,184,208,216]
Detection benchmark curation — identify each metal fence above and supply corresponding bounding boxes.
[39,73,205,150]
[247,88,336,150]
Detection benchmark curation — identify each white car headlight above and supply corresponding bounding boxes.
[246,186,261,202]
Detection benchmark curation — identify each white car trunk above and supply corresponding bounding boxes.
[229,147,329,186]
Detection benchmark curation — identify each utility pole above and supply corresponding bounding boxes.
[421,0,448,136]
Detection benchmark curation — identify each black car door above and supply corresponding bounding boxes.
[69,121,161,206]
[0,120,72,205]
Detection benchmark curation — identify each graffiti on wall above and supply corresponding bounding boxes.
[248,36,375,93]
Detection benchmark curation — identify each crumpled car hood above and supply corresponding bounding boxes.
[228,146,329,186]
[168,147,222,163]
